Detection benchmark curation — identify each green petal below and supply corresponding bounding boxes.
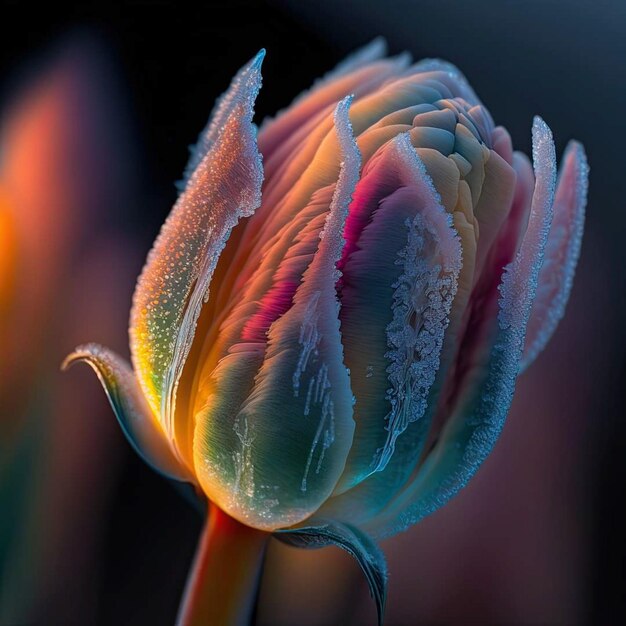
[62,344,188,481]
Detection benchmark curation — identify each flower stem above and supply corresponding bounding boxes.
[176,503,270,626]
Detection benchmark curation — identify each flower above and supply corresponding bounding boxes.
[64,39,587,623]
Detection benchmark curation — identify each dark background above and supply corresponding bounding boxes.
[0,1,624,624]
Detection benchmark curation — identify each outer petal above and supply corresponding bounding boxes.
[62,344,189,481]
[193,98,359,530]
[333,133,462,494]
[363,117,557,538]
[129,51,264,467]
[521,140,588,370]
[179,50,266,189]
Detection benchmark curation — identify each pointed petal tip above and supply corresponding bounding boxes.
[253,48,266,67]
[520,132,588,370]
[336,93,355,114]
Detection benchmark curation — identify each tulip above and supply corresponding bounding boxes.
[65,38,587,625]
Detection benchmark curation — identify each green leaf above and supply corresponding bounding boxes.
[276,520,387,625]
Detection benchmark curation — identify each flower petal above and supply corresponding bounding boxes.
[129,51,264,466]
[259,39,409,163]
[193,98,359,530]
[276,520,387,626]
[411,58,485,110]
[62,344,189,481]
[363,117,557,538]
[178,50,266,190]
[521,140,588,370]
[333,133,461,495]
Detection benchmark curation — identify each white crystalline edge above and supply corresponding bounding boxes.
[179,50,266,190]
[232,412,255,498]
[162,60,264,447]
[371,133,462,474]
[298,95,361,492]
[377,117,557,538]
[520,140,588,369]
[499,117,556,333]
[129,52,265,455]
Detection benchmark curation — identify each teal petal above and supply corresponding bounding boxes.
[193,98,359,530]
[276,520,387,626]
[333,133,461,497]
[363,116,557,538]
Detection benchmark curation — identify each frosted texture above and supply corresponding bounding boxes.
[521,140,588,369]
[179,50,266,189]
[370,117,557,538]
[193,97,360,530]
[374,134,461,473]
[129,51,265,462]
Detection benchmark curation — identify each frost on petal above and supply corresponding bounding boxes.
[129,51,264,465]
[375,136,462,473]
[178,50,266,190]
[521,140,588,370]
[364,117,556,538]
[332,133,461,500]
[193,98,359,530]
[62,344,189,481]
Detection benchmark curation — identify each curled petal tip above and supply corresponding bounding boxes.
[63,343,190,482]
[61,342,109,373]
[61,350,81,372]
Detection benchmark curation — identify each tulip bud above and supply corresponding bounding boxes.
[65,39,587,623]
